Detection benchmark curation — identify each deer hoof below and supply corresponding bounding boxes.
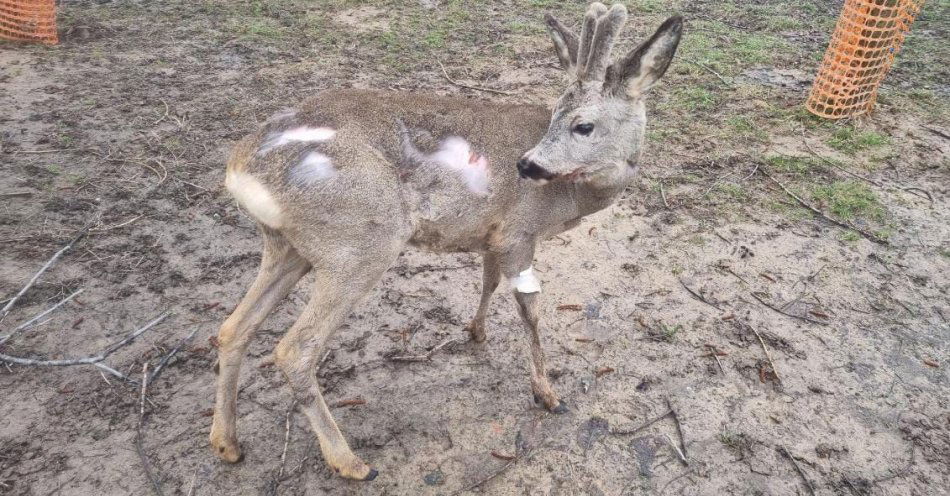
[212,441,244,463]
[550,401,569,414]
[363,469,379,481]
[464,321,486,343]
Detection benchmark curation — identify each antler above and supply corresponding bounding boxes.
[546,3,628,82]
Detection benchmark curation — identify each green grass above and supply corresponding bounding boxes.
[765,155,826,174]
[670,87,716,110]
[826,127,890,155]
[812,181,884,221]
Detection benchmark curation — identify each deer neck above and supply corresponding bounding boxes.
[569,162,637,218]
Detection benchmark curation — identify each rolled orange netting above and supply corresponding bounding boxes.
[806,0,924,119]
[0,0,58,45]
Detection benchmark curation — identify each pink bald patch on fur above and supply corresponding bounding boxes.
[429,137,490,195]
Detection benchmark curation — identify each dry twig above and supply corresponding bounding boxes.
[148,325,200,384]
[660,180,671,208]
[277,401,297,479]
[438,61,515,96]
[750,291,828,326]
[780,445,816,496]
[0,288,84,345]
[611,408,672,436]
[390,337,459,362]
[679,278,720,310]
[740,322,782,385]
[0,229,88,323]
[666,398,688,463]
[760,168,888,245]
[0,312,170,383]
[136,363,165,496]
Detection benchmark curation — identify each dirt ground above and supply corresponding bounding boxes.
[1,1,948,495]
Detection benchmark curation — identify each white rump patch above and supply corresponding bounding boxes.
[225,172,282,228]
[509,266,541,294]
[428,136,490,196]
[292,152,337,185]
[258,126,337,155]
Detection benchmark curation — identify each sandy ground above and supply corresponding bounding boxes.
[1,1,948,495]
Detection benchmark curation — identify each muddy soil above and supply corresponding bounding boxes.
[1,1,947,495]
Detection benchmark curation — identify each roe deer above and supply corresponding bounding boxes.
[211,3,682,481]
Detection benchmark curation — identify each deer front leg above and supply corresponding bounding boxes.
[501,247,567,414]
[464,251,500,342]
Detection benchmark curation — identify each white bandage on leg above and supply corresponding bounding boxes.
[510,266,541,294]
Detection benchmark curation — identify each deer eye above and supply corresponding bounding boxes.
[572,123,594,136]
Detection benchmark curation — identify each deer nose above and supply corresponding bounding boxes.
[517,158,555,181]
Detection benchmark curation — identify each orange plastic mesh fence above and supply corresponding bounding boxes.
[806,0,923,119]
[0,0,57,45]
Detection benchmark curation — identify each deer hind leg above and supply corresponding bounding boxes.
[210,226,312,463]
[464,251,500,342]
[501,246,567,414]
[274,253,398,481]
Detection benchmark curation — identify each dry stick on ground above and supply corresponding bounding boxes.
[800,132,882,187]
[0,312,171,383]
[610,408,673,436]
[437,61,516,96]
[136,363,165,496]
[664,433,688,465]
[660,180,671,208]
[779,445,816,496]
[749,291,829,326]
[390,337,460,362]
[740,322,783,385]
[760,168,889,245]
[0,288,84,346]
[679,278,721,310]
[666,397,688,464]
[683,58,733,87]
[277,400,298,480]
[148,325,200,384]
[704,344,726,375]
[0,228,89,323]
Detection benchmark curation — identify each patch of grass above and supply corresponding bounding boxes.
[731,33,779,65]
[765,155,826,174]
[726,116,768,141]
[812,181,884,221]
[716,183,750,202]
[657,322,682,342]
[826,127,889,155]
[840,231,861,243]
[673,87,716,110]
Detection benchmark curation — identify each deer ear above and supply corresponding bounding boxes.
[544,14,579,73]
[607,16,683,97]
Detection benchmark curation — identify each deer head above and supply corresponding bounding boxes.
[518,3,682,185]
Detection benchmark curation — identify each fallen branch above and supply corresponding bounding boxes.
[438,61,515,96]
[0,312,170,383]
[0,229,88,322]
[136,363,164,496]
[0,288,84,346]
[779,445,816,496]
[750,291,828,326]
[390,337,459,362]
[760,168,888,245]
